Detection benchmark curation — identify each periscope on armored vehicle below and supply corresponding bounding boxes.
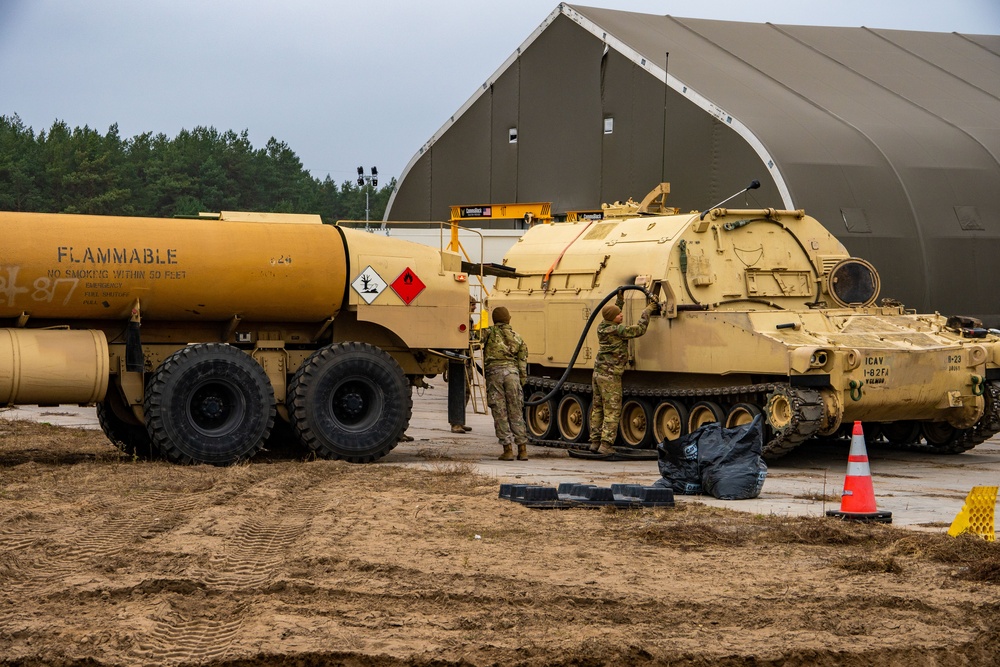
[492,183,1000,459]
[0,210,472,465]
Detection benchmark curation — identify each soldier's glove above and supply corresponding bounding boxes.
[617,289,624,300]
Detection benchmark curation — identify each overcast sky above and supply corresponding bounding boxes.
[2,1,999,184]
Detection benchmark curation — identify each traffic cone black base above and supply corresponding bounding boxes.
[825,508,893,523]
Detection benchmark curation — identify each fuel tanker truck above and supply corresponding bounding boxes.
[493,183,1000,459]
[0,210,472,465]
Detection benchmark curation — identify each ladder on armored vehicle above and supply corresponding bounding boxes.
[467,337,487,415]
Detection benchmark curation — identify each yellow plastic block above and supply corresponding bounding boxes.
[948,486,998,541]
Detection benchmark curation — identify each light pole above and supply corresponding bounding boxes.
[357,166,378,226]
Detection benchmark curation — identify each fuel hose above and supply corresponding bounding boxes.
[524,284,654,406]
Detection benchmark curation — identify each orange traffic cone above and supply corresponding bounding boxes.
[826,421,893,523]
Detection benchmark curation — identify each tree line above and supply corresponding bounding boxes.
[0,114,393,223]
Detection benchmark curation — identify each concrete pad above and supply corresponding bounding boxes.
[0,405,103,430]
[389,388,1000,530]
[3,387,998,530]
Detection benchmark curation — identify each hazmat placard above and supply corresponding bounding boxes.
[390,267,425,305]
[351,266,387,304]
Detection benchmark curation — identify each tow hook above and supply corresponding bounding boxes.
[849,380,864,401]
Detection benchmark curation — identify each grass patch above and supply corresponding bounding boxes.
[793,491,842,502]
[414,447,460,461]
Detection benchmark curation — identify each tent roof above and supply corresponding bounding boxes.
[399,4,1000,211]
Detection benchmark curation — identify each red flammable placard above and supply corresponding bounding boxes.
[390,267,426,305]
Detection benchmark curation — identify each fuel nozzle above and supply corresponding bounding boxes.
[643,279,663,315]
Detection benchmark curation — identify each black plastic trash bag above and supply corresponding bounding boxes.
[656,414,767,500]
[655,436,702,495]
[697,415,767,500]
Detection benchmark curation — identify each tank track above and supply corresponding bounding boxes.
[763,386,825,458]
[525,377,825,459]
[527,377,1000,458]
[877,380,1000,454]
[973,380,1000,441]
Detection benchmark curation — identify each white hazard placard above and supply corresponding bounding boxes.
[351,266,388,304]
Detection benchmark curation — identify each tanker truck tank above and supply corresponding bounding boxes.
[0,210,472,465]
[491,183,1000,459]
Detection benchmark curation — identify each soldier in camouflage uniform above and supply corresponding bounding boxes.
[449,295,478,434]
[482,306,530,460]
[590,292,656,456]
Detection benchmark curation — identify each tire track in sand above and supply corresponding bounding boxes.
[132,605,248,666]
[128,471,331,664]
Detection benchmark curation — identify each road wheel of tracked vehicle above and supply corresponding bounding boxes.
[862,422,882,443]
[830,421,881,443]
[652,399,688,443]
[145,343,275,465]
[725,403,761,429]
[765,390,794,434]
[556,393,590,443]
[288,342,410,463]
[919,421,977,454]
[688,401,725,433]
[881,420,921,445]
[619,399,654,448]
[97,390,157,460]
[921,422,957,446]
[526,391,557,440]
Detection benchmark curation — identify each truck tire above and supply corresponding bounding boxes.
[288,342,410,463]
[144,343,275,465]
[96,391,156,460]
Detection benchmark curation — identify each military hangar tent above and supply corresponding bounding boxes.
[386,3,1000,326]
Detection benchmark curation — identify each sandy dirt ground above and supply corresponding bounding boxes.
[2,406,1000,666]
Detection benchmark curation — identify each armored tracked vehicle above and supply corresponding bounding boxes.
[491,184,1000,458]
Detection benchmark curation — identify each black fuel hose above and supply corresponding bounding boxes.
[524,284,653,407]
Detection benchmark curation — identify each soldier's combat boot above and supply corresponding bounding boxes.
[589,441,601,453]
[597,441,616,456]
[498,444,515,461]
[516,443,528,461]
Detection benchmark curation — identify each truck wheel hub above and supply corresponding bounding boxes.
[339,393,364,416]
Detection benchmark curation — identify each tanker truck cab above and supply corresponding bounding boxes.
[0,209,471,465]
[492,183,1000,459]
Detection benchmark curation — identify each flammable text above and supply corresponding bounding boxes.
[57,246,178,265]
